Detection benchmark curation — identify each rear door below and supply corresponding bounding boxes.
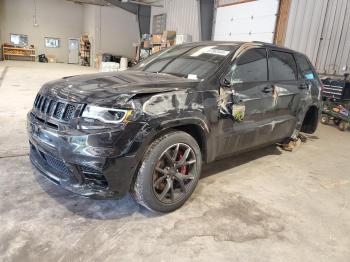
[267,49,301,140]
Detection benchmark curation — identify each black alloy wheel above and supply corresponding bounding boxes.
[132,131,202,213]
[152,143,197,204]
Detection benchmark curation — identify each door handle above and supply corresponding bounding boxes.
[262,86,274,93]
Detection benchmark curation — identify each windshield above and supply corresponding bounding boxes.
[132,44,237,79]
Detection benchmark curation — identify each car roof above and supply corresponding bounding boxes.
[179,41,298,54]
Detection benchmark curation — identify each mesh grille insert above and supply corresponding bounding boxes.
[63,104,76,121]
[53,102,65,119]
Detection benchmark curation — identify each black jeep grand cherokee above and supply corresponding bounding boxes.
[28,42,321,212]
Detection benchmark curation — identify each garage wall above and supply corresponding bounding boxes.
[0,0,139,64]
[213,0,279,43]
[150,0,201,41]
[284,0,350,76]
[83,5,140,66]
[0,0,84,63]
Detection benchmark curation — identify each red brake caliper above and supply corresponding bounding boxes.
[178,151,188,175]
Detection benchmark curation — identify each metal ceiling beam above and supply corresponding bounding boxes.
[66,0,111,6]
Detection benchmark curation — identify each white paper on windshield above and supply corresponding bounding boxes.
[190,46,230,57]
[187,74,198,80]
[204,49,230,56]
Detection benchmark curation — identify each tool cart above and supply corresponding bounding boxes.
[321,75,350,131]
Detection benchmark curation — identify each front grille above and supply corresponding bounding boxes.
[33,94,81,122]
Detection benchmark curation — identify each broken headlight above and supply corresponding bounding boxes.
[82,105,132,124]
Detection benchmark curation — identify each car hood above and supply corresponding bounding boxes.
[40,70,200,106]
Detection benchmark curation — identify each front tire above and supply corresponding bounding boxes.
[131,131,202,213]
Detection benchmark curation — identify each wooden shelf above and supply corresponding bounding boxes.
[3,46,35,51]
[3,53,36,57]
[2,46,36,61]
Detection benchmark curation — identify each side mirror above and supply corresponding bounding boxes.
[220,76,232,87]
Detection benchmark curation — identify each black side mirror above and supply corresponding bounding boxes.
[220,76,232,87]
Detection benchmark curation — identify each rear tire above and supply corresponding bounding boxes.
[131,131,202,213]
[333,118,341,126]
[338,121,349,131]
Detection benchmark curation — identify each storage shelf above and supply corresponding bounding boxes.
[2,46,36,61]
[3,47,35,51]
[3,53,36,57]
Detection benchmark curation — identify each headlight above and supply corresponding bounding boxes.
[82,105,132,124]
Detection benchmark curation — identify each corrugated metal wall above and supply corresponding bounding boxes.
[150,0,201,41]
[284,0,350,76]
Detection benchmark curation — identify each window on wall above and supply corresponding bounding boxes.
[10,34,28,46]
[45,37,60,48]
[268,50,298,81]
[152,14,166,34]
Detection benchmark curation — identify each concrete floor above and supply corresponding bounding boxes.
[1,61,350,262]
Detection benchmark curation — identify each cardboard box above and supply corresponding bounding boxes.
[143,40,151,49]
[152,34,162,44]
[152,46,161,54]
[47,55,57,63]
[162,31,176,42]
[161,40,175,48]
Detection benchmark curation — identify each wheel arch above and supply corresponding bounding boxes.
[151,120,209,163]
[300,105,320,134]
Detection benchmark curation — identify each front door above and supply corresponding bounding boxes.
[68,38,79,64]
[217,47,277,157]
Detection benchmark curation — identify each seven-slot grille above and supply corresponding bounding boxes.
[33,94,81,122]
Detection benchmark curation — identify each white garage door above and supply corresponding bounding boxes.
[213,0,279,43]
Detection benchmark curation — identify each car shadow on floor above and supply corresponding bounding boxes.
[36,144,283,220]
[201,145,282,179]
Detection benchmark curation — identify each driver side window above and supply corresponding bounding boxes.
[228,48,268,84]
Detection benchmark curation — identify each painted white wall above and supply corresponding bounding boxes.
[83,5,140,66]
[0,0,84,63]
[1,0,139,64]
[99,6,140,59]
[213,0,279,43]
[151,0,201,41]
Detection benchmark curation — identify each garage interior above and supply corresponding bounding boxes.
[1,0,350,261]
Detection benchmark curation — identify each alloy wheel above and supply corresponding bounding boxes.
[152,143,197,204]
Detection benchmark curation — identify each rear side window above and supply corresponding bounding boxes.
[229,48,268,83]
[269,50,298,81]
[295,54,315,80]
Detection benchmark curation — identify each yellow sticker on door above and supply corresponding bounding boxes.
[232,105,245,121]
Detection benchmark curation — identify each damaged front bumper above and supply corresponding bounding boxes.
[27,111,153,199]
